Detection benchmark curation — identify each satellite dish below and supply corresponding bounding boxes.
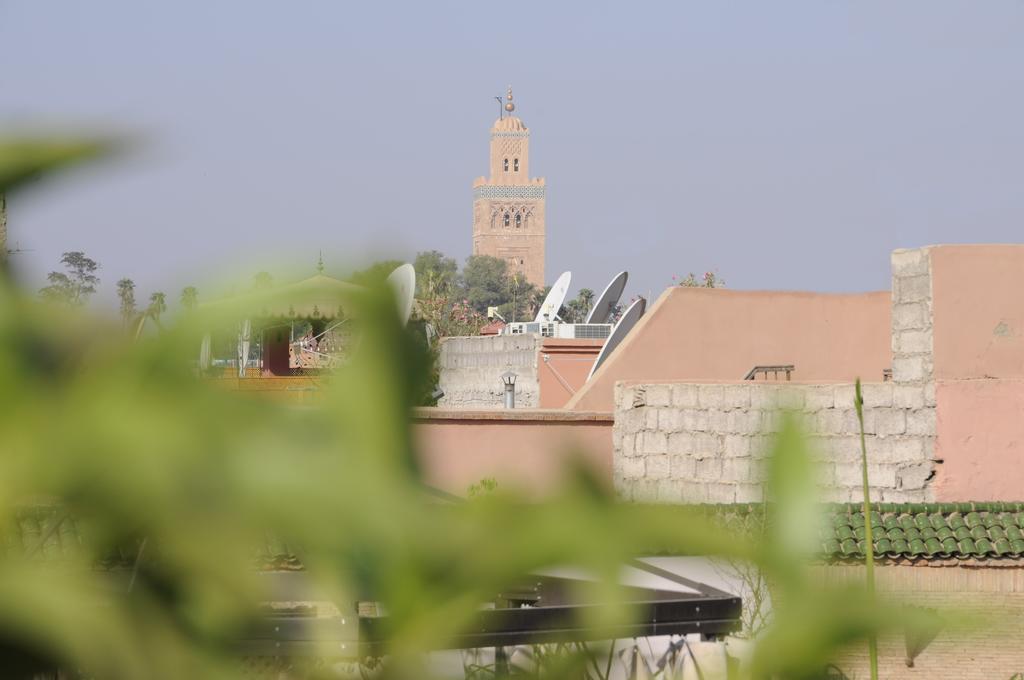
[586,296,647,381]
[534,271,571,323]
[387,264,416,326]
[585,271,629,324]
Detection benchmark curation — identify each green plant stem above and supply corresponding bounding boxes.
[855,378,879,680]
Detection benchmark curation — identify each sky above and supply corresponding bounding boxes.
[2,1,1023,308]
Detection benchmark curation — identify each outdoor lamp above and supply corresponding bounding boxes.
[500,371,517,409]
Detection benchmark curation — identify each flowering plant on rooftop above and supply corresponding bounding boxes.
[673,271,724,288]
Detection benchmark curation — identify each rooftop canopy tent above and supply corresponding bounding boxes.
[199,274,363,377]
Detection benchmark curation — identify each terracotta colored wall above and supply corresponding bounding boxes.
[934,379,1024,501]
[924,246,1024,501]
[537,338,603,408]
[413,408,613,497]
[931,245,1024,380]
[568,287,891,412]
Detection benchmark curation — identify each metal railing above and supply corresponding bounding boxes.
[744,365,795,381]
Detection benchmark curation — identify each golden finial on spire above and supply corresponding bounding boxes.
[505,85,515,113]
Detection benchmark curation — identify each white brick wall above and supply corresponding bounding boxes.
[891,247,934,385]
[614,382,937,503]
[437,335,541,408]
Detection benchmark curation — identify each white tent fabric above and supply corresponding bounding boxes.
[237,319,251,378]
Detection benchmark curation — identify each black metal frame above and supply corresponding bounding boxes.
[239,560,742,657]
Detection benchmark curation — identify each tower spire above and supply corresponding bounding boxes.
[505,86,515,114]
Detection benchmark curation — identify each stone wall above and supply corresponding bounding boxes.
[613,247,940,504]
[825,564,1024,680]
[437,335,541,409]
[614,381,937,503]
[891,247,934,385]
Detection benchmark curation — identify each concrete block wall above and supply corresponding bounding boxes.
[613,247,940,504]
[437,335,541,409]
[891,247,934,385]
[614,381,937,503]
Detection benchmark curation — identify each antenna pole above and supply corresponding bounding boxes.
[495,96,503,119]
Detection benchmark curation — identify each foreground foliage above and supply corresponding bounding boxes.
[0,139,938,679]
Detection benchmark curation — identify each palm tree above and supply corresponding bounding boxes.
[116,278,136,329]
[148,291,167,323]
[180,286,198,311]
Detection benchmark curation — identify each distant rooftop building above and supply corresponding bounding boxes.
[472,87,546,287]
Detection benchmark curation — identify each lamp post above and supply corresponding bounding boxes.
[501,371,517,409]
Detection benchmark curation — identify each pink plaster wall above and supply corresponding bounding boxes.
[931,245,1024,380]
[537,338,603,409]
[927,246,1024,501]
[413,408,613,497]
[934,379,1024,502]
[567,287,891,412]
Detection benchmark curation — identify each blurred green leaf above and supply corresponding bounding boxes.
[0,138,114,193]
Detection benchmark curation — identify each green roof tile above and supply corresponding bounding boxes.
[691,502,1024,563]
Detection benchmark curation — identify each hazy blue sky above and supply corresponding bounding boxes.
[3,1,1023,307]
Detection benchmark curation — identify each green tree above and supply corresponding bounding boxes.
[413,250,457,297]
[563,287,595,323]
[460,254,511,313]
[498,270,540,322]
[116,278,136,328]
[180,286,198,311]
[39,251,100,306]
[252,272,273,290]
[147,291,166,323]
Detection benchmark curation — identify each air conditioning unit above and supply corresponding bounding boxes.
[503,322,613,340]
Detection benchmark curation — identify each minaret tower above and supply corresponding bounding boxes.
[472,87,546,287]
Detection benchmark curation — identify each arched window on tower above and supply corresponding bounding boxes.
[503,212,510,228]
[515,213,522,228]
[503,158,509,172]
[513,158,519,172]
